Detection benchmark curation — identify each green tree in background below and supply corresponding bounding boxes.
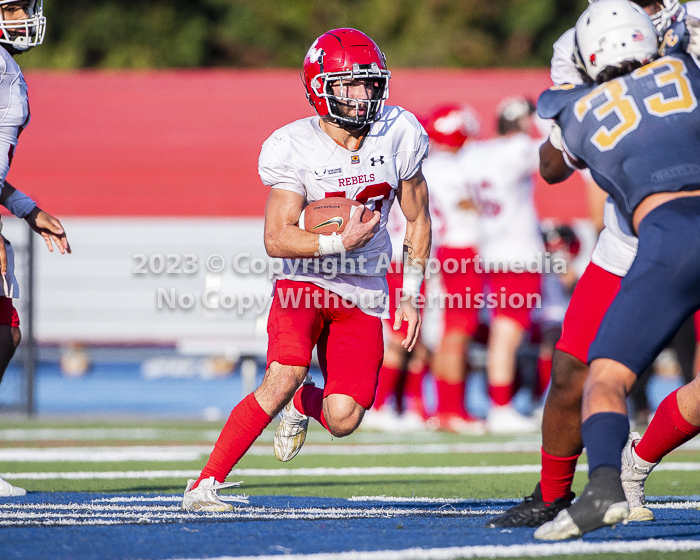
[20,0,591,69]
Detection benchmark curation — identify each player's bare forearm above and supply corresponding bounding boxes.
[264,189,325,258]
[397,169,432,271]
[539,140,574,184]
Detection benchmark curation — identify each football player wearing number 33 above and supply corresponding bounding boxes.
[182,28,431,511]
[533,0,700,539]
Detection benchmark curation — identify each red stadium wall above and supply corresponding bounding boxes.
[9,68,586,220]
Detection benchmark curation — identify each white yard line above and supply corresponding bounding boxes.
[4,461,700,480]
[0,442,549,461]
[0,428,463,444]
[168,539,700,560]
[0,502,497,526]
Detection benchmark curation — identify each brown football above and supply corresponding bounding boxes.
[300,198,372,235]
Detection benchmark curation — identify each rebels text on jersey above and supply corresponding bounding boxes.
[539,53,700,230]
[258,105,429,317]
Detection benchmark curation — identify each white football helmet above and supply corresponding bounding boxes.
[575,0,658,81]
[0,0,45,52]
[587,0,683,34]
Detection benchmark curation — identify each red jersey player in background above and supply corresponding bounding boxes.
[423,104,486,434]
[465,97,544,434]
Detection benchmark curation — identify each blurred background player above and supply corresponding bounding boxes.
[362,202,430,432]
[0,0,71,499]
[422,103,485,434]
[466,96,544,434]
[182,28,431,511]
[530,223,581,412]
[486,0,697,529]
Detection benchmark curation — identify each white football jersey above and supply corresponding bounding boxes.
[460,133,544,267]
[550,28,582,87]
[258,105,429,317]
[688,1,700,19]
[550,28,638,277]
[591,198,639,276]
[0,47,31,298]
[424,148,479,250]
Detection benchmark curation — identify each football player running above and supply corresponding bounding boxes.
[533,0,700,539]
[423,103,486,434]
[485,0,699,529]
[0,0,70,499]
[465,96,544,434]
[182,28,431,511]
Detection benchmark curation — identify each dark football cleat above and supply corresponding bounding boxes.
[484,482,574,528]
[535,467,629,540]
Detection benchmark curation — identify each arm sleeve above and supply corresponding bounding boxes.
[258,133,306,196]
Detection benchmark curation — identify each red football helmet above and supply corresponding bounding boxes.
[423,104,481,148]
[542,222,581,261]
[302,28,391,130]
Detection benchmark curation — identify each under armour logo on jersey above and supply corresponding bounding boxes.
[370,156,384,166]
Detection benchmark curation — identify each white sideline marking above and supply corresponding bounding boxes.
[0,502,496,527]
[0,428,496,445]
[0,446,214,463]
[0,442,549,462]
[169,539,700,560]
[1,466,540,480]
[5,461,700,480]
[349,496,515,504]
[0,428,221,441]
[646,501,700,509]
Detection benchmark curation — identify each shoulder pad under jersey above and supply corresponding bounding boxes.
[537,84,589,121]
[660,20,689,56]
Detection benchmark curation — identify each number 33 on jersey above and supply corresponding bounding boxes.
[538,52,700,228]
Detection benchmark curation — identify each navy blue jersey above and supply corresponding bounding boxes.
[538,53,700,229]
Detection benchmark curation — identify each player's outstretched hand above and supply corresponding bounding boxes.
[25,208,71,254]
[340,207,380,252]
[394,297,421,352]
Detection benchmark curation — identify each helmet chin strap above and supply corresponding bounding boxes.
[322,113,368,133]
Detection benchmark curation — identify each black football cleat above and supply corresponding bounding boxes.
[534,467,629,540]
[484,482,574,528]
